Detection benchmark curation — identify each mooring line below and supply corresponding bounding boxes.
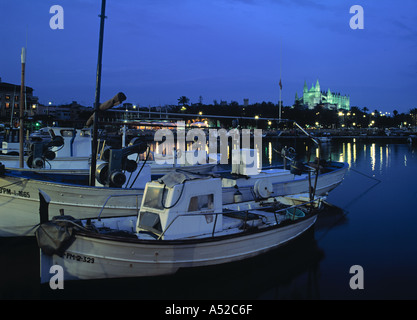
[349,168,382,184]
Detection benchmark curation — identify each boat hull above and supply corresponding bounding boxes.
[221,162,349,203]
[0,155,217,180]
[0,174,144,237]
[40,214,317,282]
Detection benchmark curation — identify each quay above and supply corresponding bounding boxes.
[269,135,410,142]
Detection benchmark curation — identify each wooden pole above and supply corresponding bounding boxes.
[19,47,26,168]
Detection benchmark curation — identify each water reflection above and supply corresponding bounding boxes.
[371,143,375,171]
[146,137,415,175]
[316,140,410,175]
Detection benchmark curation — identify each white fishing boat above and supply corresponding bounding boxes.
[37,171,322,282]
[0,150,151,237]
[0,127,93,183]
[0,125,217,181]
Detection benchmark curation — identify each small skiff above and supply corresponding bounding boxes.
[37,171,323,283]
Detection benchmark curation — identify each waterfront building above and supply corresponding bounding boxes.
[0,77,39,123]
[295,79,350,111]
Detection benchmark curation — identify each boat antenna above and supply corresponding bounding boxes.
[89,0,107,186]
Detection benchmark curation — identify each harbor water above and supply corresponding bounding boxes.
[1,138,417,300]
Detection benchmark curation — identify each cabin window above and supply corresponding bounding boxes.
[60,129,75,137]
[80,130,91,137]
[143,186,167,210]
[138,211,162,234]
[188,194,214,212]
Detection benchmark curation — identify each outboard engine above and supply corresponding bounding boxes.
[95,140,147,188]
[26,129,64,168]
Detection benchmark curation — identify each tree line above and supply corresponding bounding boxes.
[175,96,417,130]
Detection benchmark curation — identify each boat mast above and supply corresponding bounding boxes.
[279,38,282,122]
[19,47,26,168]
[89,0,107,186]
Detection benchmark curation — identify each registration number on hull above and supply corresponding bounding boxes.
[63,252,95,264]
[0,187,30,198]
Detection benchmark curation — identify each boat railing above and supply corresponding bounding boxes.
[156,197,322,240]
[97,193,142,221]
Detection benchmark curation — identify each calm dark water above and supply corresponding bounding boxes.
[1,138,417,300]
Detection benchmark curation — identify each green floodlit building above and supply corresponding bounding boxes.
[295,79,350,111]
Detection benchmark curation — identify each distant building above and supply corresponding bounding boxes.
[37,101,93,122]
[295,79,350,111]
[0,77,39,122]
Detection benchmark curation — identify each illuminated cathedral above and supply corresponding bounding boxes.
[295,79,350,111]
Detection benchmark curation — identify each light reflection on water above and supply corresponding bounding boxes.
[324,140,407,176]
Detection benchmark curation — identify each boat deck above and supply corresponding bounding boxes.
[80,204,302,241]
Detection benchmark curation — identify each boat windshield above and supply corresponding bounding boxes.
[188,194,214,212]
[143,186,167,210]
[60,129,75,137]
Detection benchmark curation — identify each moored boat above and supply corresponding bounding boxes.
[0,125,217,182]
[37,171,323,282]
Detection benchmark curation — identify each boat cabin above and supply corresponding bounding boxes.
[52,128,92,158]
[136,172,223,240]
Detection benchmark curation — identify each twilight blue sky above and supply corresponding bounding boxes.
[1,0,417,113]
